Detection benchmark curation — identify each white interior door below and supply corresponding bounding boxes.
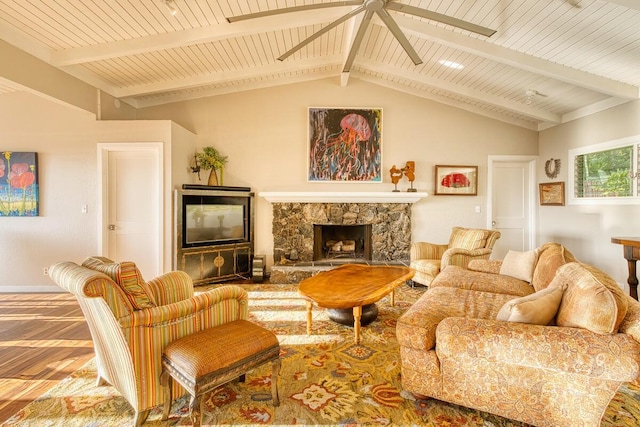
[488,156,537,259]
[100,144,162,279]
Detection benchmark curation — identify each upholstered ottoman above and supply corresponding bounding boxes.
[160,319,281,426]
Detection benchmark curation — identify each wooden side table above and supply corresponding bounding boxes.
[611,237,640,300]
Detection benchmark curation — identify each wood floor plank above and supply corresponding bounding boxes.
[0,292,93,422]
[0,279,253,422]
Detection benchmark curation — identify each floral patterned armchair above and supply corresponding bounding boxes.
[49,256,248,426]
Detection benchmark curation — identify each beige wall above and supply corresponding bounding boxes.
[0,92,99,290]
[0,92,190,291]
[137,78,538,267]
[4,74,637,291]
[538,99,640,291]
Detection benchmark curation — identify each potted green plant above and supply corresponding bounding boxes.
[196,146,228,186]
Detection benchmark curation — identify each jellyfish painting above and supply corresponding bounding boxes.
[308,108,382,182]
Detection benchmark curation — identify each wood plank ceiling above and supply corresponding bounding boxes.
[0,0,638,130]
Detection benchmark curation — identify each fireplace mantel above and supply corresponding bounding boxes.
[258,191,428,204]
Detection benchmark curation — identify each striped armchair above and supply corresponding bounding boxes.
[48,257,248,426]
[410,227,501,286]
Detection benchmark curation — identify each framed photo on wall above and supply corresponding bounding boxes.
[434,165,478,195]
[308,107,382,182]
[539,182,565,206]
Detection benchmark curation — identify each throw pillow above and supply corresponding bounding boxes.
[530,243,577,291]
[448,227,490,251]
[496,284,566,325]
[82,257,156,310]
[499,250,538,282]
[555,262,628,334]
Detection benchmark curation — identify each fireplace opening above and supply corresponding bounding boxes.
[313,224,372,261]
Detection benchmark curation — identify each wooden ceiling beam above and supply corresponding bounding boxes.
[391,15,639,100]
[357,58,561,123]
[51,8,349,66]
[114,54,343,97]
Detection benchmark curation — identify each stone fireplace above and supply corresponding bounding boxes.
[260,191,428,283]
[271,202,413,263]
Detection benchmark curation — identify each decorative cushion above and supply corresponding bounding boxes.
[555,262,628,334]
[448,227,490,251]
[530,243,577,292]
[82,256,156,309]
[496,284,566,325]
[499,250,538,282]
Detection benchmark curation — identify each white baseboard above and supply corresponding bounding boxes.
[0,285,64,293]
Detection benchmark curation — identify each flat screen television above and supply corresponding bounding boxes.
[180,192,251,248]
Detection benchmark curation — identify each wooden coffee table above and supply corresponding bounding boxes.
[298,264,414,344]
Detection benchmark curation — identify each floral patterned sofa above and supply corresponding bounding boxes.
[397,243,640,427]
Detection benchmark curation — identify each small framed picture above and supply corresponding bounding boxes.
[539,182,565,206]
[434,165,478,196]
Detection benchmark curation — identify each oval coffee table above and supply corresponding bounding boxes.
[298,264,414,344]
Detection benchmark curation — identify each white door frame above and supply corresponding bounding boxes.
[487,155,538,250]
[97,142,164,273]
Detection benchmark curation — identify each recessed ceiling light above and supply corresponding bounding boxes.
[164,0,178,16]
[439,60,464,69]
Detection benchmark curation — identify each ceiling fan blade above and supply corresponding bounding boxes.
[343,10,375,73]
[227,1,363,23]
[386,3,496,37]
[278,5,366,61]
[376,9,423,65]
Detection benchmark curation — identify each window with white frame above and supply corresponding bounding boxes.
[568,135,640,204]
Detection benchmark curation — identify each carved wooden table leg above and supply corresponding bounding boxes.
[305,301,313,335]
[626,258,638,300]
[611,237,640,301]
[352,305,362,344]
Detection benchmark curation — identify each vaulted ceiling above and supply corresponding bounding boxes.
[0,0,639,130]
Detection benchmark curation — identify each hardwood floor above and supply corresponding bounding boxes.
[0,278,259,423]
[0,292,93,423]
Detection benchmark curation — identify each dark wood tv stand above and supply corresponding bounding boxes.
[174,188,254,285]
[178,242,253,285]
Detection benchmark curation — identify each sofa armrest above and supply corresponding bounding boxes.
[467,259,502,274]
[146,271,194,306]
[410,242,448,261]
[120,285,248,329]
[441,247,492,269]
[437,317,640,382]
[619,295,640,344]
[49,261,136,318]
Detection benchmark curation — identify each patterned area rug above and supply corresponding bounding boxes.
[3,283,639,426]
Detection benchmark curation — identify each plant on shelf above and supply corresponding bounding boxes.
[196,146,228,186]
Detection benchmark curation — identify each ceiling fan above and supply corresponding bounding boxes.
[226,0,496,72]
